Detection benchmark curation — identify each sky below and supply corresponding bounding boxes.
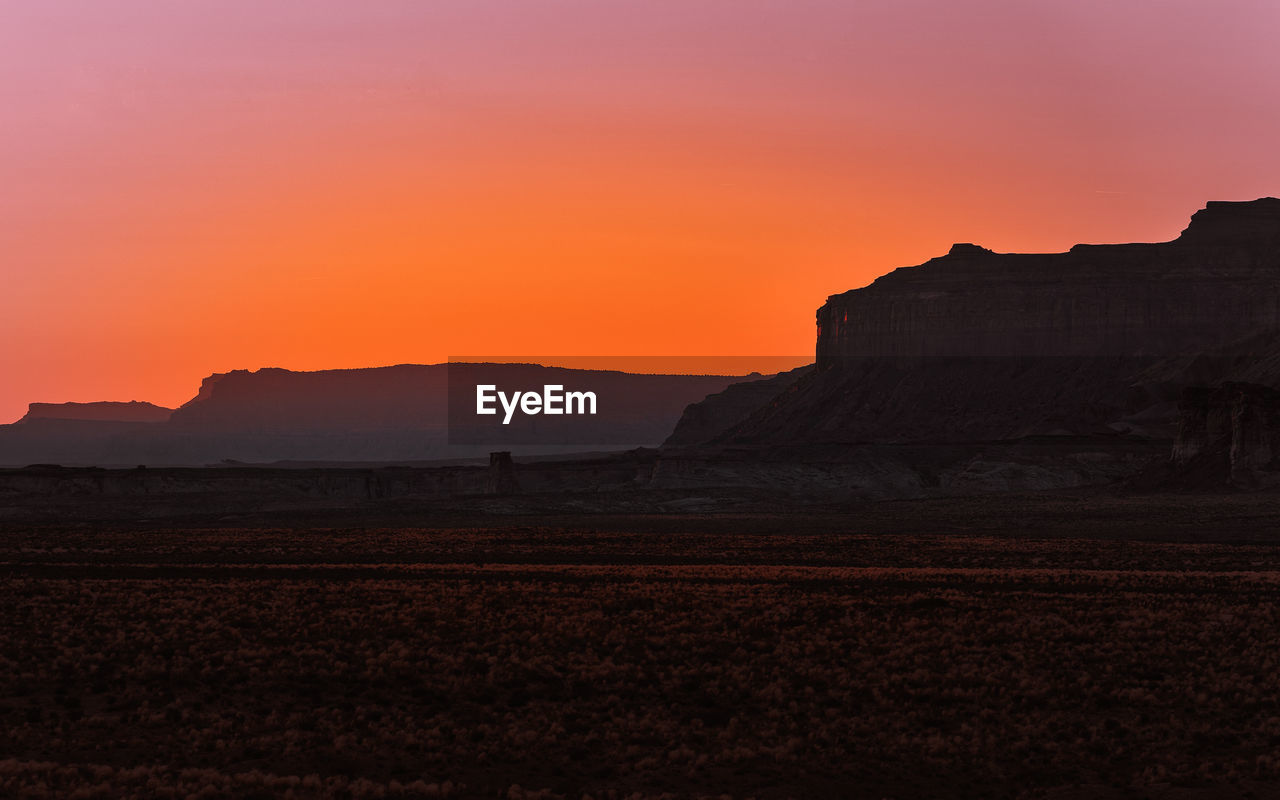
[2,0,1279,422]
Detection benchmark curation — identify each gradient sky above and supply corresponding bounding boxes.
[3,0,1279,422]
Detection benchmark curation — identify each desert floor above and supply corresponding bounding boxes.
[4,493,1280,798]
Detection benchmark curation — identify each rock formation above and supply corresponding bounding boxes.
[817,198,1280,361]
[722,199,1280,446]
[169,366,446,432]
[18,401,172,424]
[0,364,753,466]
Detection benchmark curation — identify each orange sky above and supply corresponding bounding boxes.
[3,0,1279,422]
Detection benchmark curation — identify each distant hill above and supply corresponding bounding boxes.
[18,401,172,424]
[0,364,752,466]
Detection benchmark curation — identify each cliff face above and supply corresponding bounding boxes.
[816,198,1280,361]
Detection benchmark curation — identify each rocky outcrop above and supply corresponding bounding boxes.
[817,198,1280,361]
[1172,382,1280,482]
[18,401,172,424]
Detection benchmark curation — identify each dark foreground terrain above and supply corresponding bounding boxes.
[5,494,1280,799]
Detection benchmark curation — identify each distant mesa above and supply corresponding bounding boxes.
[945,242,994,257]
[168,365,446,433]
[18,401,172,424]
[0,364,752,466]
[678,198,1280,452]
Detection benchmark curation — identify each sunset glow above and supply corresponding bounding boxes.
[3,0,1279,421]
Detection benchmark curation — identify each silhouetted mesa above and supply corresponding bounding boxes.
[0,364,753,466]
[18,401,172,424]
[817,198,1280,360]
[716,198,1280,447]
